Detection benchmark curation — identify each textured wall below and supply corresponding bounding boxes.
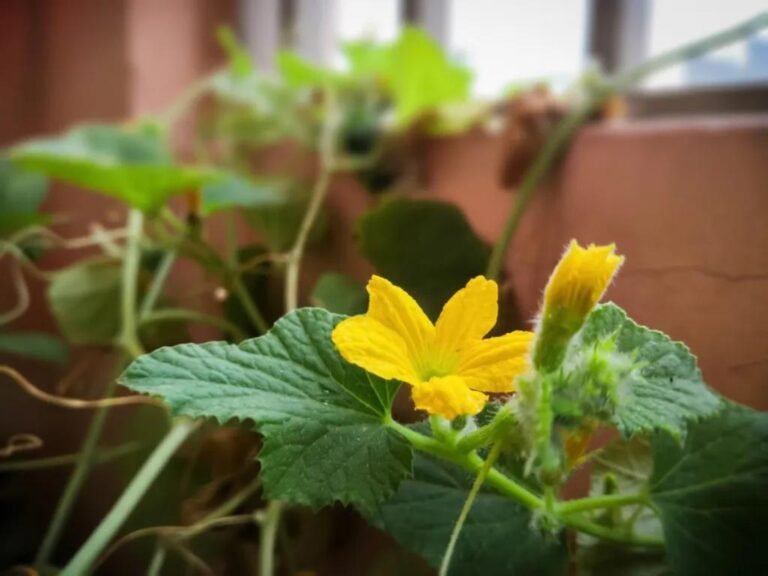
[420,116,768,409]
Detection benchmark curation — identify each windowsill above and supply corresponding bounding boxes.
[626,83,768,118]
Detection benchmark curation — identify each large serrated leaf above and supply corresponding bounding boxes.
[369,452,567,576]
[649,404,768,576]
[119,308,412,512]
[11,124,218,213]
[576,303,721,438]
[358,198,490,320]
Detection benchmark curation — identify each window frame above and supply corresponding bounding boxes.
[588,0,768,117]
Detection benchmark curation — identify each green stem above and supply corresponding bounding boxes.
[485,10,768,281]
[387,420,663,548]
[386,418,468,463]
[455,406,516,452]
[0,442,140,473]
[35,209,146,568]
[60,420,197,576]
[565,514,664,548]
[557,491,648,516]
[120,209,146,357]
[146,542,167,576]
[473,454,544,511]
[253,89,339,576]
[190,476,262,535]
[284,88,338,312]
[259,501,284,576]
[140,308,248,341]
[439,441,502,576]
[486,103,592,281]
[139,250,177,320]
[231,274,269,334]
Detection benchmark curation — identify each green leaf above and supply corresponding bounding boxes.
[47,258,122,345]
[575,303,721,438]
[358,198,490,320]
[310,273,368,316]
[0,331,69,364]
[381,27,472,127]
[342,40,391,77]
[216,26,254,77]
[370,452,567,576]
[119,308,412,511]
[649,404,768,576]
[277,51,344,88]
[11,124,218,213]
[0,158,48,236]
[200,175,286,216]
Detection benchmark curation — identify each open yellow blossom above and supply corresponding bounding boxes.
[332,275,533,420]
[534,240,624,370]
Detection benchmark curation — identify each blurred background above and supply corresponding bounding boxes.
[1,1,767,575]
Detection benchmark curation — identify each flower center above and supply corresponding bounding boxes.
[415,347,459,382]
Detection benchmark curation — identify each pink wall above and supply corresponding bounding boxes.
[421,116,768,409]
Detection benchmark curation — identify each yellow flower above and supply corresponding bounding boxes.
[543,241,624,320]
[332,275,533,420]
[534,240,624,370]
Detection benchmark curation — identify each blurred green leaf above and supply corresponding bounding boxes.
[0,158,49,236]
[11,124,219,213]
[277,51,344,88]
[342,40,391,77]
[216,26,254,77]
[0,331,69,364]
[47,258,122,345]
[358,197,490,320]
[310,273,368,316]
[201,175,287,216]
[381,27,472,127]
[649,404,768,575]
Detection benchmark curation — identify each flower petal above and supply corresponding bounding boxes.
[457,331,533,392]
[435,276,498,352]
[411,375,487,419]
[332,316,419,384]
[366,275,434,358]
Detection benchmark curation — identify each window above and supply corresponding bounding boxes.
[448,0,590,97]
[645,0,768,90]
[337,0,400,43]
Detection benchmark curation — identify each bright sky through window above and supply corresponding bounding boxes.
[449,0,589,96]
[337,0,399,43]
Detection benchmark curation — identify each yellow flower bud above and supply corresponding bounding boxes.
[534,241,624,371]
